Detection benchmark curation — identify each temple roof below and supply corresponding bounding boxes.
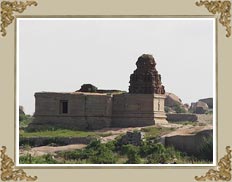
[129,54,165,94]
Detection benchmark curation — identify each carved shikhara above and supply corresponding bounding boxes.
[0,146,37,181]
[195,146,232,181]
[196,0,231,37]
[0,0,37,37]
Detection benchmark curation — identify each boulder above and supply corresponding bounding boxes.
[184,103,190,110]
[199,98,213,109]
[118,131,143,146]
[165,92,187,113]
[190,101,209,114]
[165,92,182,107]
[164,128,213,156]
[78,84,98,92]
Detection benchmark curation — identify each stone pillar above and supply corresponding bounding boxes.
[153,94,168,124]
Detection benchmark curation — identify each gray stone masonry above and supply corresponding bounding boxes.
[28,92,167,131]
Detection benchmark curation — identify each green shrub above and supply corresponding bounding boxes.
[172,102,186,113]
[139,141,182,164]
[105,140,116,151]
[141,127,174,140]
[19,114,33,128]
[58,140,117,164]
[89,146,116,164]
[20,153,58,164]
[196,136,213,161]
[121,144,141,164]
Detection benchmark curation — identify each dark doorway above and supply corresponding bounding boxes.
[60,100,68,114]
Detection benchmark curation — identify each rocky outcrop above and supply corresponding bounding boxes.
[190,101,209,114]
[184,103,190,110]
[165,93,182,107]
[165,93,187,113]
[78,84,98,92]
[117,131,143,146]
[162,126,213,156]
[199,98,213,109]
[77,84,126,94]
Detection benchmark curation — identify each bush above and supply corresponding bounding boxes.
[121,144,141,164]
[196,136,213,161]
[89,145,116,164]
[172,102,186,113]
[87,140,117,164]
[139,141,182,164]
[59,140,117,164]
[105,140,116,151]
[139,140,157,157]
[19,114,33,128]
[20,153,58,164]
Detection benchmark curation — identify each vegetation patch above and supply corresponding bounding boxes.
[20,153,58,164]
[196,136,213,161]
[20,129,97,138]
[20,137,211,164]
[19,114,33,129]
[141,127,175,139]
[20,130,213,165]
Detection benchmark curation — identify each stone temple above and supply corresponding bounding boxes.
[28,54,168,131]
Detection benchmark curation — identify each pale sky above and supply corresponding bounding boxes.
[17,18,215,115]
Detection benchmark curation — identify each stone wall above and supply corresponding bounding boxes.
[34,92,112,117]
[28,92,113,130]
[112,93,167,127]
[166,113,198,122]
[20,136,94,147]
[28,116,111,131]
[30,92,168,131]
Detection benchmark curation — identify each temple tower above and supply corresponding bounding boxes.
[129,54,165,94]
[112,54,168,127]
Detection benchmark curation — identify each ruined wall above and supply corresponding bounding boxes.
[29,92,112,130]
[166,113,198,122]
[20,136,94,147]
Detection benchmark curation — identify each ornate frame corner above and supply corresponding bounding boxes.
[195,146,232,181]
[195,0,231,38]
[0,0,38,37]
[0,146,38,181]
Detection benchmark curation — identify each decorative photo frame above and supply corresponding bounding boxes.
[0,0,231,182]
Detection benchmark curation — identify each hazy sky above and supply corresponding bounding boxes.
[17,18,215,115]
